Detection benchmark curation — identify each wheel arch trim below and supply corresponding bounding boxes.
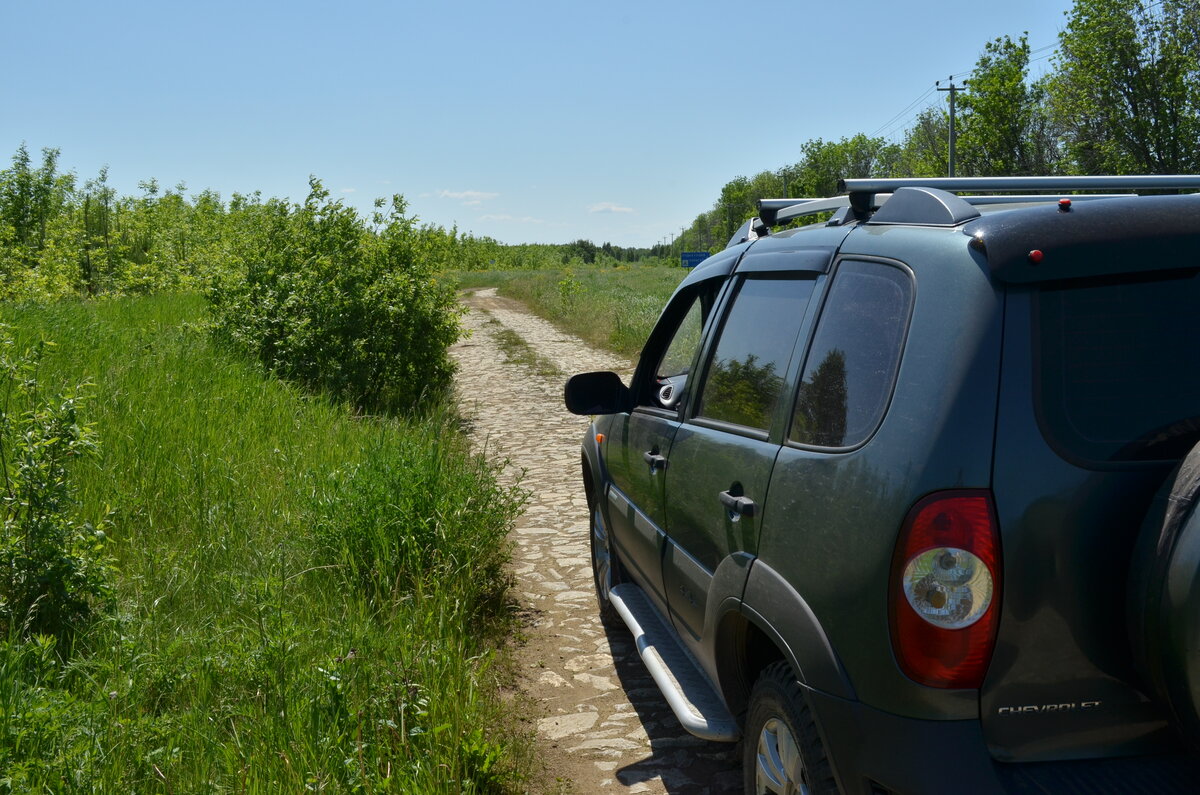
[739,560,856,701]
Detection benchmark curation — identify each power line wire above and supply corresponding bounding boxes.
[869,84,938,138]
[867,34,1062,142]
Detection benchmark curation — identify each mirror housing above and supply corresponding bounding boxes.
[564,371,632,415]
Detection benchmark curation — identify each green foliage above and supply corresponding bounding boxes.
[896,107,950,178]
[681,134,900,252]
[958,35,1062,176]
[1048,0,1200,174]
[207,179,464,414]
[0,332,112,641]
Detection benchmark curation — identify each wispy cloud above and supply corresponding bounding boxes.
[339,187,357,194]
[438,189,499,207]
[480,213,545,224]
[589,201,634,214]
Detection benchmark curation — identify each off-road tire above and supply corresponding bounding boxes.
[743,660,838,795]
[1129,440,1200,749]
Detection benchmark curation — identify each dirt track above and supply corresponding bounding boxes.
[450,289,742,794]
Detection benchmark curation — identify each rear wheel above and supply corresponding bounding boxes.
[743,661,837,795]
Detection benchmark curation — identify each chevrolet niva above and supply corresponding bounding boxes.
[565,176,1200,794]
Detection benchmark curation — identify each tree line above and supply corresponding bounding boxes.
[0,150,661,302]
[678,0,1200,254]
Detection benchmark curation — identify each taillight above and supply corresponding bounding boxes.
[889,490,1001,689]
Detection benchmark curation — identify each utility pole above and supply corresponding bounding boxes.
[936,76,968,177]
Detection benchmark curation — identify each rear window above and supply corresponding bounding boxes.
[790,260,913,448]
[1036,269,1200,462]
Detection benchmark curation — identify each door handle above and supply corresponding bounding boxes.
[643,451,668,470]
[719,490,756,518]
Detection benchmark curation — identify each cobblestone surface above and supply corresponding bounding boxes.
[451,289,742,794]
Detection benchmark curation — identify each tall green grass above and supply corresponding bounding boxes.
[454,265,685,359]
[0,294,528,792]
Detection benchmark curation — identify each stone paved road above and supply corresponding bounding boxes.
[451,289,742,794]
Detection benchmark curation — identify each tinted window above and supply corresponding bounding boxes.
[1037,269,1200,462]
[791,260,913,448]
[697,276,816,430]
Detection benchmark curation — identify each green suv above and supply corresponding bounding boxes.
[565,176,1200,794]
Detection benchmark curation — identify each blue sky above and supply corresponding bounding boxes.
[3,1,1075,247]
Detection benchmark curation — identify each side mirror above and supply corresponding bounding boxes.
[564,371,632,415]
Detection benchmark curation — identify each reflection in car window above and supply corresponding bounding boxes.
[698,277,816,430]
[658,300,703,378]
[791,261,913,448]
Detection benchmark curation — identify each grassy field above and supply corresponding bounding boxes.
[454,265,686,359]
[0,294,529,792]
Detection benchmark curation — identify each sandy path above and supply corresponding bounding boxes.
[450,289,741,794]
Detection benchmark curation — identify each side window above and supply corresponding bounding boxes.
[657,301,703,378]
[697,276,817,431]
[638,282,720,410]
[791,260,913,448]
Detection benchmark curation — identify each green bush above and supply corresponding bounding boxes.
[207,179,463,414]
[0,332,112,641]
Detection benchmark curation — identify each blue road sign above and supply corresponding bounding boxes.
[681,251,710,269]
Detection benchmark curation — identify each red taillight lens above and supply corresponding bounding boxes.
[889,491,1001,689]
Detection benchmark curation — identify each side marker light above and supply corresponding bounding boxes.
[595,433,605,444]
[1058,198,1072,211]
[1028,250,1044,264]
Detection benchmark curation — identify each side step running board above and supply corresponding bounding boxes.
[608,582,740,742]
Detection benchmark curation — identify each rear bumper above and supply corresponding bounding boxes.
[807,688,1200,794]
[808,689,1003,795]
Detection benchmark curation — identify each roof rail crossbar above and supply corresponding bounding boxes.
[839,175,1200,194]
[759,195,894,226]
[757,198,819,226]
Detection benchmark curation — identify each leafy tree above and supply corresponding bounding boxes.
[794,134,900,196]
[0,145,75,259]
[1048,0,1200,174]
[896,108,950,177]
[958,35,1062,176]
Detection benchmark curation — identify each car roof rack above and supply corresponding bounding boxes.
[838,175,1200,194]
[732,175,1200,250]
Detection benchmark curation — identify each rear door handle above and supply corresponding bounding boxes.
[719,490,756,518]
[643,451,668,470]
